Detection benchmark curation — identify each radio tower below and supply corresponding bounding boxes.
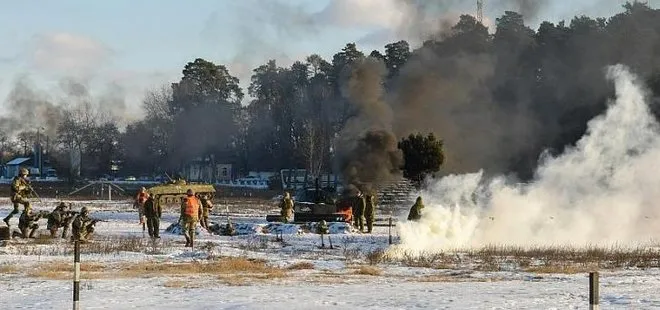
[477,0,484,24]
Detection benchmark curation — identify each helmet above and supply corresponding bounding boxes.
[19,168,29,176]
[416,196,422,203]
[284,192,290,199]
[140,187,147,192]
[186,189,194,196]
[57,202,67,210]
[319,220,327,226]
[80,206,89,215]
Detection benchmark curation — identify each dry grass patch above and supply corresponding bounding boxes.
[163,279,205,288]
[354,266,382,276]
[287,262,315,270]
[524,264,595,274]
[26,261,107,280]
[118,257,286,279]
[0,264,18,273]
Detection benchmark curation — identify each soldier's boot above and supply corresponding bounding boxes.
[28,228,38,238]
[3,216,9,226]
[184,235,191,247]
[61,227,69,239]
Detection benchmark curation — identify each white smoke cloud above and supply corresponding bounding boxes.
[395,64,660,252]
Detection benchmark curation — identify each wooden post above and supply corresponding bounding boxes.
[589,271,599,310]
[73,240,80,310]
[108,184,112,201]
[388,216,393,245]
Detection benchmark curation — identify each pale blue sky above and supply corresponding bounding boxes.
[0,0,638,122]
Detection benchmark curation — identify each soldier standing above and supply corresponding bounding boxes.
[135,187,149,226]
[407,196,425,221]
[143,195,161,238]
[354,191,365,232]
[279,192,294,223]
[180,189,202,247]
[364,194,376,233]
[200,194,213,230]
[4,167,32,226]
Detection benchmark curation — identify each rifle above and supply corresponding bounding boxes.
[90,218,108,225]
[25,182,43,203]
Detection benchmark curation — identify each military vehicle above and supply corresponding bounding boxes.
[146,178,216,207]
[266,180,352,223]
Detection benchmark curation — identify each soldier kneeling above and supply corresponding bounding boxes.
[71,207,96,242]
[12,209,41,238]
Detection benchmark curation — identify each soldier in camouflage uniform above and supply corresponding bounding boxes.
[279,192,294,223]
[353,191,365,232]
[199,194,213,230]
[4,167,32,226]
[143,195,161,238]
[13,208,46,238]
[47,202,74,238]
[407,196,424,221]
[180,189,202,247]
[72,207,98,242]
[364,194,376,233]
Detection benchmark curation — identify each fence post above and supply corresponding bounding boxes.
[589,271,599,310]
[388,217,392,245]
[73,240,80,310]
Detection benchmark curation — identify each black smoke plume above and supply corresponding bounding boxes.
[334,58,403,194]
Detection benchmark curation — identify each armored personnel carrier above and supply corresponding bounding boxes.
[266,181,352,223]
[146,178,216,207]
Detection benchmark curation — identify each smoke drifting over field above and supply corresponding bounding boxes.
[335,58,403,193]
[396,65,660,251]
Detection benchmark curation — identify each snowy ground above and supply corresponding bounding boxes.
[0,198,659,309]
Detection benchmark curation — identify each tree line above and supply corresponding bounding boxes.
[3,2,659,184]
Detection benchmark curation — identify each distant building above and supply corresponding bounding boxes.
[181,157,233,183]
[4,157,33,178]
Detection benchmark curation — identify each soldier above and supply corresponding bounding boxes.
[407,196,425,221]
[4,167,32,226]
[72,207,101,242]
[364,194,376,233]
[279,192,294,223]
[353,191,365,232]
[179,188,202,247]
[200,194,213,230]
[47,202,73,238]
[134,187,149,226]
[12,208,45,238]
[143,195,161,239]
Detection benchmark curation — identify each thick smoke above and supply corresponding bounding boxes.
[335,58,403,193]
[395,65,660,251]
[0,77,63,139]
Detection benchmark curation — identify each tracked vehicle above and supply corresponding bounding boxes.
[146,178,216,207]
[266,180,352,223]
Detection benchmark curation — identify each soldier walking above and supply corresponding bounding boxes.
[180,189,202,247]
[143,195,161,238]
[4,167,32,226]
[364,194,376,233]
[354,191,365,232]
[279,192,294,223]
[200,194,213,230]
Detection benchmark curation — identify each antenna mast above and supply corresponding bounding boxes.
[477,0,484,24]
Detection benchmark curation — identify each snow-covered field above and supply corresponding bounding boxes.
[0,198,659,309]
